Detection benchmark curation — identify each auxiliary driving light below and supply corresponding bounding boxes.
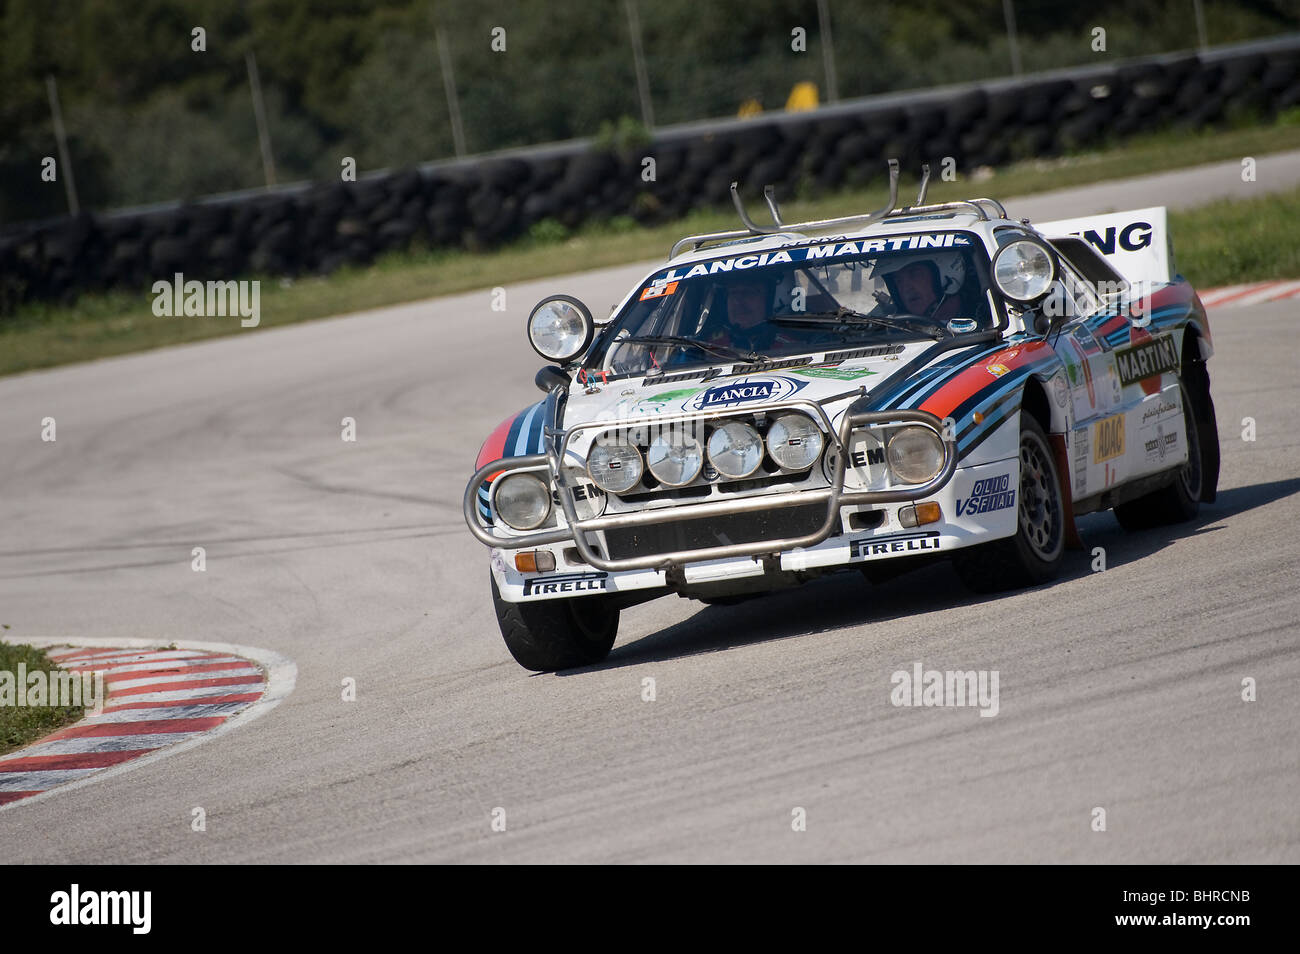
[586,438,644,494]
[766,414,824,471]
[707,420,764,479]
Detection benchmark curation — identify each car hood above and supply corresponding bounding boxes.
[561,339,954,449]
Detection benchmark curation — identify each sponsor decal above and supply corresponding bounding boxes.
[1052,372,1069,409]
[790,365,877,381]
[1076,221,1153,255]
[1093,413,1125,464]
[648,233,973,285]
[986,363,1011,377]
[851,445,886,468]
[684,375,806,410]
[624,385,704,415]
[956,472,1016,516]
[1143,423,1179,463]
[639,280,678,301]
[837,430,888,489]
[1115,332,1179,387]
[1059,337,1097,416]
[1141,399,1179,424]
[522,572,609,596]
[1071,325,1103,356]
[1072,426,1089,497]
[850,531,942,558]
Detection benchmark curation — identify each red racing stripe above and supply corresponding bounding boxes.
[102,693,263,712]
[101,661,258,683]
[43,717,227,740]
[106,675,264,698]
[64,654,228,671]
[918,340,1053,420]
[475,413,519,471]
[0,791,42,805]
[0,749,157,772]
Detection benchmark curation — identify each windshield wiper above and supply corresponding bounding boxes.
[770,307,948,341]
[619,335,769,363]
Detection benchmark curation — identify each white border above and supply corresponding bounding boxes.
[0,637,296,812]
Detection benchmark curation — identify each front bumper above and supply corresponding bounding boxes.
[467,395,962,566]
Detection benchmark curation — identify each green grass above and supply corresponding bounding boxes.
[3,118,1300,377]
[1170,184,1300,287]
[0,641,87,757]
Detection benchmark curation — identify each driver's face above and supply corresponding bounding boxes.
[727,284,767,328]
[896,262,938,315]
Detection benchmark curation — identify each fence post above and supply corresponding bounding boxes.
[625,0,655,129]
[436,29,468,157]
[816,0,840,103]
[245,51,278,187]
[45,75,80,215]
[1002,0,1023,76]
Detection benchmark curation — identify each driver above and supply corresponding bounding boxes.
[707,274,788,355]
[892,259,962,323]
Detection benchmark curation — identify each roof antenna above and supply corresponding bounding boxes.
[763,185,786,229]
[915,162,931,207]
[730,181,781,234]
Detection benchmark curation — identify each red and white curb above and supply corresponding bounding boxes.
[0,638,295,810]
[1199,280,1300,309]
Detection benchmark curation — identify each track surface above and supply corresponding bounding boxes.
[1,165,1297,863]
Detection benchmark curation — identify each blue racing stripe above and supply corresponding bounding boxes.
[512,403,542,457]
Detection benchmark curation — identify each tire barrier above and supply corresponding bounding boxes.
[2,36,1297,315]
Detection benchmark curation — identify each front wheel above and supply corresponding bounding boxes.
[953,413,1065,594]
[491,574,618,672]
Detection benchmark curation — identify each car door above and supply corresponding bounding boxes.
[1050,261,1129,501]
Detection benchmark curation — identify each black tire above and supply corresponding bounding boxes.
[953,413,1065,593]
[1114,381,1203,531]
[490,574,618,672]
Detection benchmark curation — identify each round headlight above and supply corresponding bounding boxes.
[991,238,1057,304]
[767,414,824,471]
[886,426,944,484]
[492,473,552,531]
[707,421,764,479]
[586,438,643,494]
[527,296,595,363]
[647,429,704,487]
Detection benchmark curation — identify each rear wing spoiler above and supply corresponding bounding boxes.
[1036,207,1173,293]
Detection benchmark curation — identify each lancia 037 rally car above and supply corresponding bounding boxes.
[464,162,1220,671]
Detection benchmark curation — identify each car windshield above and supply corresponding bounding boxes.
[590,231,997,375]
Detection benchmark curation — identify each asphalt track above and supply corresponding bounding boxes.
[0,157,1297,862]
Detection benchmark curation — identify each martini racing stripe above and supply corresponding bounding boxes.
[865,341,1005,411]
[887,342,1008,409]
[474,399,548,524]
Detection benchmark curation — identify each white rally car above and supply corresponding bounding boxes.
[464,163,1220,671]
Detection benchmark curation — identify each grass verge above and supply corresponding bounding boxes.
[3,118,1300,377]
[0,641,87,757]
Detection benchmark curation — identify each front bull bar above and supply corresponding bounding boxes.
[463,405,957,573]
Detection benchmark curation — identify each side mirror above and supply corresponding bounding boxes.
[527,295,594,364]
[535,365,570,393]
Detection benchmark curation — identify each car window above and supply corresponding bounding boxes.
[593,233,995,375]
